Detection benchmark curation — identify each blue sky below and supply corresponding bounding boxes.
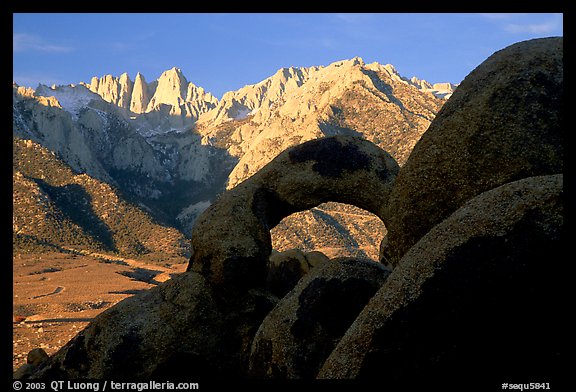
[13,13,563,99]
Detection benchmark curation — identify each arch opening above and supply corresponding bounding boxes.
[270,201,386,261]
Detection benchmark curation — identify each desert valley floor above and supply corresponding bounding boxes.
[12,252,187,371]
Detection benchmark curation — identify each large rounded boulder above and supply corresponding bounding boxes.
[319,174,563,381]
[24,272,227,379]
[250,257,390,379]
[384,37,563,265]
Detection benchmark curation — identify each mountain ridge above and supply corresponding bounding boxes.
[13,57,452,260]
[16,57,454,127]
[82,67,218,117]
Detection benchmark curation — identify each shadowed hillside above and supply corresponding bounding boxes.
[13,137,189,264]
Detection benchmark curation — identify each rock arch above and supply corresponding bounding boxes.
[188,135,399,291]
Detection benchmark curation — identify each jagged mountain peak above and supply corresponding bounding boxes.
[12,82,36,100]
[198,57,457,129]
[119,72,131,82]
[76,68,219,132]
[157,67,187,85]
[273,65,314,81]
[198,63,322,125]
[342,56,364,66]
[405,75,458,99]
[217,56,449,189]
[165,66,184,75]
[130,72,149,114]
[13,56,454,265]
[147,68,188,109]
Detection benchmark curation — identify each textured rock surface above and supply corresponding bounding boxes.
[266,249,329,297]
[303,251,331,268]
[27,348,49,367]
[129,72,151,114]
[319,174,563,380]
[211,58,443,261]
[188,135,398,291]
[13,348,50,379]
[28,272,227,379]
[13,364,36,379]
[385,37,563,265]
[250,257,390,379]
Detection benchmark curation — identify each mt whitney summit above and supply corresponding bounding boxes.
[13,57,454,261]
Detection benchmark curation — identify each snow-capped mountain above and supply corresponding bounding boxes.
[84,67,218,116]
[79,67,218,136]
[13,59,454,259]
[13,79,234,234]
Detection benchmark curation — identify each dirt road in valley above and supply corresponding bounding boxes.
[12,251,187,372]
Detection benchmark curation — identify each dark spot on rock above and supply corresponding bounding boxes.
[250,339,273,377]
[108,328,143,378]
[185,254,194,272]
[288,137,372,178]
[251,291,279,318]
[63,334,88,372]
[271,363,288,379]
[376,163,391,183]
[292,276,381,339]
[222,255,268,291]
[291,278,326,339]
[290,318,312,341]
[35,363,68,379]
[267,258,306,297]
[151,351,216,379]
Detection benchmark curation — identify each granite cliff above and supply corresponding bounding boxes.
[13,57,448,259]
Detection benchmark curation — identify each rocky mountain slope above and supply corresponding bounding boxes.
[13,58,449,260]
[195,57,444,259]
[13,82,235,235]
[13,137,189,263]
[84,67,218,133]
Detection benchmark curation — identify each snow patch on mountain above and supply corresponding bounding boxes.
[35,84,102,120]
[232,107,254,120]
[176,200,212,229]
[136,124,190,138]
